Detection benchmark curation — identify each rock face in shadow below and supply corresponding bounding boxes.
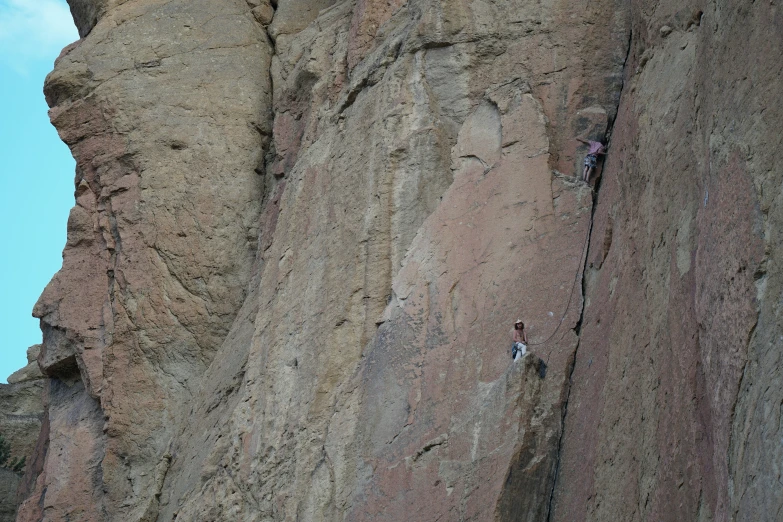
[0,346,45,522]
[10,0,783,520]
[0,469,20,522]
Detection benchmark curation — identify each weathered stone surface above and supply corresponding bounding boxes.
[17,0,272,520]
[342,92,589,521]
[12,0,783,520]
[551,1,783,521]
[156,0,626,518]
[6,346,43,385]
[65,0,110,37]
[0,468,20,522]
[0,346,44,522]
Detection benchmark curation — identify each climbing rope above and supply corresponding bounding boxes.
[527,202,593,347]
[525,131,614,352]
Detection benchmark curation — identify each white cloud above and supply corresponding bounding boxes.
[0,0,79,72]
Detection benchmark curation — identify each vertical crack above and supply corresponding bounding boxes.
[544,194,596,522]
[545,25,634,521]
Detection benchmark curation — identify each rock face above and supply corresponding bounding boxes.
[18,1,270,520]
[550,2,783,521]
[0,346,45,522]
[10,0,783,520]
[0,469,20,522]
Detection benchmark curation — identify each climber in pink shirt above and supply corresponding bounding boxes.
[576,138,606,183]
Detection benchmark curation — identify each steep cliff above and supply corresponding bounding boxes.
[551,1,783,520]
[17,2,270,519]
[9,0,782,520]
[0,346,45,522]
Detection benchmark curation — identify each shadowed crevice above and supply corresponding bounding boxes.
[544,25,634,522]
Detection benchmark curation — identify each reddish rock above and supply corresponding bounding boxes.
[551,1,783,520]
[156,0,627,517]
[345,89,592,521]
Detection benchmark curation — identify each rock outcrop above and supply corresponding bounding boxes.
[18,1,270,519]
[0,346,45,522]
[8,0,783,520]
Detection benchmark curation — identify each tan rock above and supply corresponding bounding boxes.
[13,0,783,521]
[252,4,275,25]
[6,345,43,384]
[156,0,627,518]
[17,0,272,520]
[268,0,335,40]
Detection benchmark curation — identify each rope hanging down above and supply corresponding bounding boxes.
[527,212,593,347]
[525,130,614,348]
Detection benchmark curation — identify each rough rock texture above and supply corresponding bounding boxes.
[550,1,783,521]
[11,0,783,520]
[153,0,626,519]
[6,346,45,386]
[17,0,271,520]
[0,469,20,522]
[0,346,44,522]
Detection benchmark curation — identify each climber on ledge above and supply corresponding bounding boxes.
[510,319,528,361]
[576,138,606,183]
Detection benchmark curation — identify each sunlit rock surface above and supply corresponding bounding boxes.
[9,0,783,520]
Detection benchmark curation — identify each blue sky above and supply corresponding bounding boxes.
[0,0,79,382]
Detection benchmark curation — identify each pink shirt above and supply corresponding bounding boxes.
[587,141,605,155]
